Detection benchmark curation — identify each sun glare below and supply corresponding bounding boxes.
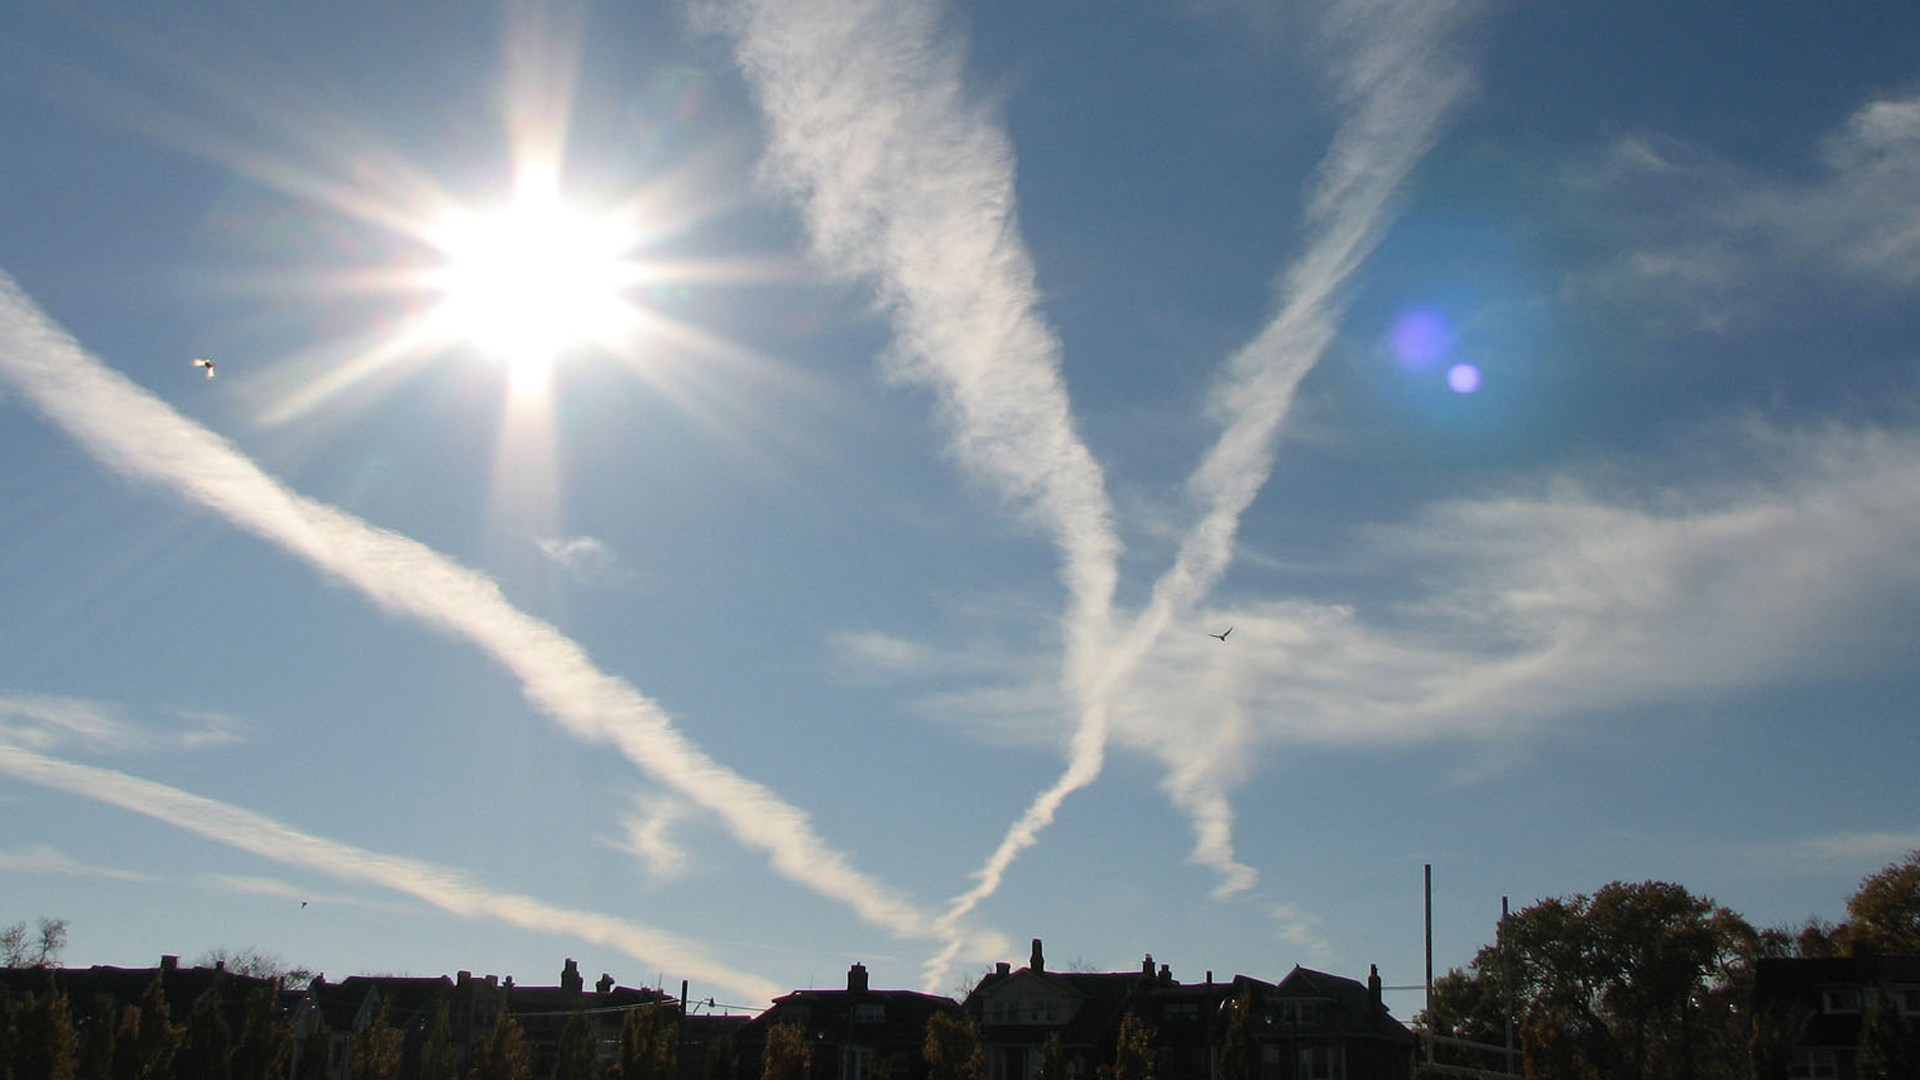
[428,170,635,380]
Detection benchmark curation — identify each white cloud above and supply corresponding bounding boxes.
[0,842,155,881]
[1105,418,1920,820]
[0,742,783,1003]
[0,692,245,755]
[613,794,693,884]
[536,535,635,588]
[1746,830,1920,874]
[1576,91,1920,325]
[0,270,932,943]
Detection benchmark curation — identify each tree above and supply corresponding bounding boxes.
[175,978,232,1080]
[1855,983,1918,1080]
[192,946,315,988]
[921,1012,980,1080]
[704,1031,740,1080]
[1098,1012,1154,1080]
[416,997,458,1080]
[1424,881,1757,1080]
[553,1004,596,1080]
[618,1001,678,1080]
[348,998,403,1080]
[0,917,67,968]
[293,1008,332,1080]
[762,1022,811,1080]
[1845,849,1920,955]
[229,983,291,1080]
[1216,988,1256,1080]
[1037,1033,1069,1080]
[131,972,180,1080]
[76,994,118,1080]
[13,984,79,1080]
[474,1009,532,1080]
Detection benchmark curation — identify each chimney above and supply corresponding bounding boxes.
[486,975,498,989]
[1142,954,1154,977]
[1159,964,1171,984]
[1030,939,1045,973]
[1368,965,1382,1016]
[598,973,616,995]
[996,962,1011,977]
[214,960,226,973]
[458,971,471,988]
[848,963,870,993]
[1206,971,1214,985]
[160,955,178,972]
[562,958,583,995]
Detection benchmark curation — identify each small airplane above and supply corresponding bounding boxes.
[1209,627,1232,642]
[192,357,216,379]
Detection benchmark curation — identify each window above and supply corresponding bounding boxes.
[1787,1049,1837,1080]
[1294,1047,1345,1080]
[1896,986,1920,1016]
[854,1003,885,1024]
[1820,988,1861,1014]
[1276,1000,1321,1027]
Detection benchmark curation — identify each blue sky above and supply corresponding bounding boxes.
[3,0,1918,1011]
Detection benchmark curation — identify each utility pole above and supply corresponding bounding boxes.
[1424,863,1434,1070]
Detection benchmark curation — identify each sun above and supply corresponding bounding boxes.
[427,167,636,383]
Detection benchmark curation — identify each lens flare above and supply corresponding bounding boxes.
[1447,362,1481,393]
[1389,307,1455,370]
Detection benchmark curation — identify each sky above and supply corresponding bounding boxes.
[2,0,1919,1014]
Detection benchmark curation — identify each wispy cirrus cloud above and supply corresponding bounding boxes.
[0,270,931,944]
[1573,92,1920,329]
[1107,418,1920,812]
[0,742,782,1002]
[0,842,156,881]
[0,691,245,755]
[536,534,637,588]
[1745,829,1920,874]
[198,872,425,916]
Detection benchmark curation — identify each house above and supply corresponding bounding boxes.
[0,953,286,1066]
[289,959,684,1079]
[1750,952,1920,1080]
[1248,966,1413,1080]
[963,940,1412,1080]
[735,962,965,1080]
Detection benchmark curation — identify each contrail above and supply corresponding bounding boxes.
[0,742,783,1002]
[707,0,1125,979]
[1112,0,1483,891]
[0,268,928,941]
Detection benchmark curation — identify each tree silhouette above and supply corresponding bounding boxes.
[762,1022,811,1080]
[348,997,403,1080]
[619,1001,678,1080]
[1097,1013,1153,1080]
[416,997,458,1080]
[176,977,232,1080]
[553,1004,596,1080]
[229,983,291,1080]
[473,1009,532,1080]
[922,1012,981,1080]
[1845,849,1920,955]
[14,983,79,1080]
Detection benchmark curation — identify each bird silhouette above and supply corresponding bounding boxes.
[1209,627,1232,641]
[300,901,308,909]
[192,357,216,379]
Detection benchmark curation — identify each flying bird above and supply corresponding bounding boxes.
[300,901,308,909]
[1209,627,1232,641]
[192,357,216,379]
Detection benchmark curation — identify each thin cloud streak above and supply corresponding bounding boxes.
[0,269,928,942]
[1107,0,1481,893]
[0,742,781,1002]
[0,842,156,882]
[707,0,1124,979]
